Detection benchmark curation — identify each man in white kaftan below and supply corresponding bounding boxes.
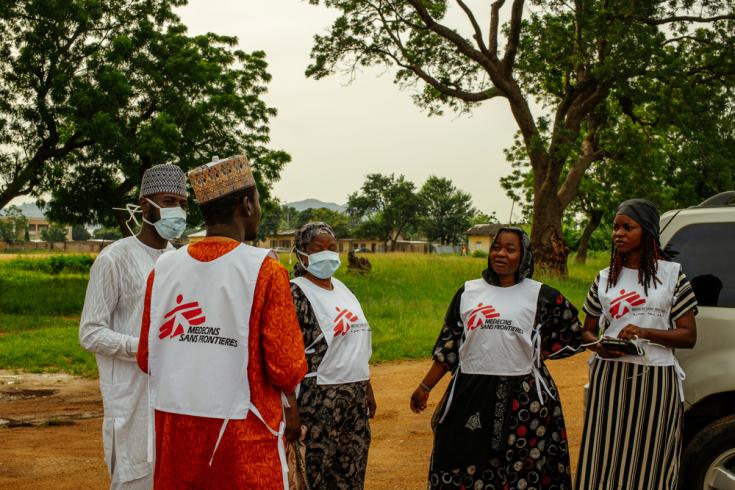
[79,164,188,489]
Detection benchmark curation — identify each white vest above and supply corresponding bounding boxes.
[148,244,290,486]
[437,277,549,425]
[458,278,542,376]
[291,276,372,385]
[149,243,269,418]
[598,260,680,367]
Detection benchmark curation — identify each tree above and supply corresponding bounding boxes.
[504,80,735,263]
[418,176,475,245]
[1,0,290,233]
[347,174,420,251]
[41,224,68,243]
[72,224,91,241]
[469,211,499,226]
[298,208,352,238]
[0,205,29,242]
[305,0,735,274]
[93,227,122,241]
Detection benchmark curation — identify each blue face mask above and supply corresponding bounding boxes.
[143,198,187,240]
[298,250,341,279]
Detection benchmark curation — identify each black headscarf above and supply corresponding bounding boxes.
[482,226,534,286]
[616,199,660,241]
[292,221,336,277]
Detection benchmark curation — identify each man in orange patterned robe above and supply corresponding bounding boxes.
[138,155,307,489]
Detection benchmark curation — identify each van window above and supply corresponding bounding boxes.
[665,222,735,308]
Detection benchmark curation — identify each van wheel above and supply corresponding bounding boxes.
[681,415,735,490]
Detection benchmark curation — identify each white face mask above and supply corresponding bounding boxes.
[297,249,341,279]
[143,198,187,240]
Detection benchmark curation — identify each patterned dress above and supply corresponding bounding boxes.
[429,272,583,490]
[291,283,371,490]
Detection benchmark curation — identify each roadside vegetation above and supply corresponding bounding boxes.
[0,252,607,377]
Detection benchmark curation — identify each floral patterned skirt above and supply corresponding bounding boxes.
[298,379,371,489]
[429,366,572,489]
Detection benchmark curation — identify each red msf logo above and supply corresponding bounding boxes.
[333,307,359,336]
[467,303,500,331]
[609,289,646,319]
[159,294,206,339]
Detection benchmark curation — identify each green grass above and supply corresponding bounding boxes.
[0,251,607,376]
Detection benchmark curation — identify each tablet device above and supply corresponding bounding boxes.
[599,338,643,356]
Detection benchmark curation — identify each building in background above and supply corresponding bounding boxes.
[466,223,503,254]
[0,203,72,241]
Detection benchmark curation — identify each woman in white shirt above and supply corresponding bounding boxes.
[411,226,584,489]
[576,198,698,489]
[287,222,376,489]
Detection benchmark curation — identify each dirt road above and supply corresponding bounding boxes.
[0,355,590,489]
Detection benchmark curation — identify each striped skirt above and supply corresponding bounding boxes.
[575,358,682,490]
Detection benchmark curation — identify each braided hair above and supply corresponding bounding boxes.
[605,229,667,295]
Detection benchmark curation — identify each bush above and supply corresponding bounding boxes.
[6,255,94,275]
[471,249,488,258]
[72,225,91,241]
[41,224,68,243]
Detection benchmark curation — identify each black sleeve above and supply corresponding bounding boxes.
[431,286,465,370]
[536,283,583,359]
[290,283,326,373]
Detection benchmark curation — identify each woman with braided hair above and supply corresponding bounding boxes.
[576,199,698,489]
[287,222,376,489]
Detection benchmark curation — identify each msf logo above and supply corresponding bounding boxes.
[609,290,646,319]
[333,307,359,336]
[467,303,500,331]
[159,294,207,339]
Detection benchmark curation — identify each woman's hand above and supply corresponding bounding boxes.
[618,324,647,341]
[366,381,377,418]
[410,385,429,413]
[284,405,301,442]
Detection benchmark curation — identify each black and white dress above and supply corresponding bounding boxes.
[576,260,697,489]
[429,269,583,490]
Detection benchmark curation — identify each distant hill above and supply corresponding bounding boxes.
[0,202,46,219]
[286,199,347,213]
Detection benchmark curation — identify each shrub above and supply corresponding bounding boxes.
[471,249,488,258]
[6,255,94,275]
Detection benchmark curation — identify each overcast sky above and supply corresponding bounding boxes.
[176,0,527,221]
[7,1,527,221]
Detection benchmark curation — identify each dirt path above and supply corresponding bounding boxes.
[0,356,590,489]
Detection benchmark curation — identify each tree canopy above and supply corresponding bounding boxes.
[0,0,290,231]
[418,175,476,245]
[305,0,735,273]
[347,173,421,250]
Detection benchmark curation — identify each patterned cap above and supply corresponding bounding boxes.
[139,164,187,198]
[188,155,256,204]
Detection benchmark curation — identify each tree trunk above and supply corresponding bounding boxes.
[530,189,569,275]
[575,209,603,265]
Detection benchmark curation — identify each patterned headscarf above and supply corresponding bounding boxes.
[292,222,336,277]
[139,164,187,198]
[482,226,534,285]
